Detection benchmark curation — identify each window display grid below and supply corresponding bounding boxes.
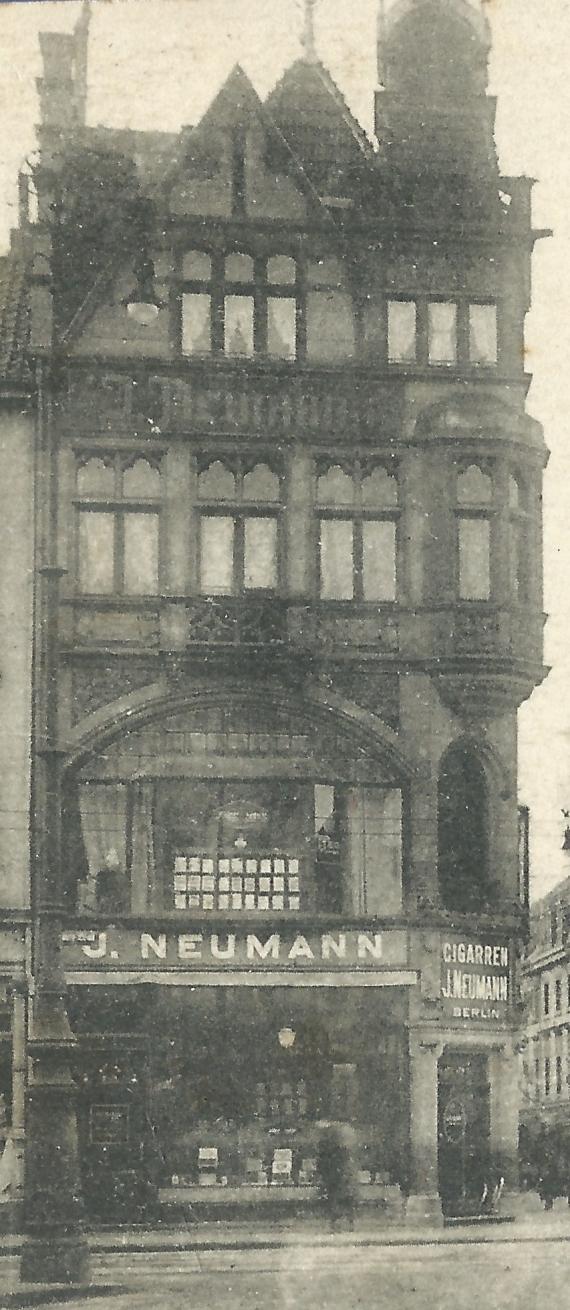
[173,855,301,911]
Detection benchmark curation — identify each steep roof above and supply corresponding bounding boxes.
[266,57,374,161]
[0,247,31,391]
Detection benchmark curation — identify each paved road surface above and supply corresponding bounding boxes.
[1,1236,569,1309]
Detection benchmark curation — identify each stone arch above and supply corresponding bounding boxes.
[436,731,509,913]
[64,679,414,784]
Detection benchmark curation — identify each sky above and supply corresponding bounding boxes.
[0,0,569,900]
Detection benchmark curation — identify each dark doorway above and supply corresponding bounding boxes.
[438,1051,491,1216]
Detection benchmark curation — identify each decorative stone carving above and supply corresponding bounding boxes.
[71,662,156,722]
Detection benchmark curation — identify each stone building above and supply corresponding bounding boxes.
[0,0,547,1223]
[520,875,570,1133]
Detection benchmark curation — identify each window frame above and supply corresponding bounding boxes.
[316,461,399,603]
[455,463,495,603]
[177,246,359,366]
[197,458,283,597]
[75,452,162,598]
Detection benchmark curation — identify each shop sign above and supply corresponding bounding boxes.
[440,936,511,1022]
[62,925,408,972]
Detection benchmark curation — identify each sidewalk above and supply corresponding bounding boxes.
[1,1208,570,1257]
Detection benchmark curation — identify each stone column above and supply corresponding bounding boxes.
[406,1034,443,1224]
[286,449,314,598]
[488,1043,520,1191]
[10,981,27,1198]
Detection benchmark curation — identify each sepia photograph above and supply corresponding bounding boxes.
[0,0,569,1304]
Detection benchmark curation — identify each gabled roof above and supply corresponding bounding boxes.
[266,58,375,161]
[0,247,31,391]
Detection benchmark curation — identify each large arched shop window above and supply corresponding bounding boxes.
[437,742,490,911]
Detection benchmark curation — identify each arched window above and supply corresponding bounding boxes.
[438,742,490,911]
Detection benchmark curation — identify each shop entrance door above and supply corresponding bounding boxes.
[437,1051,490,1216]
[75,1035,157,1221]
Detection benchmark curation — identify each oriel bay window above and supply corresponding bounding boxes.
[317,462,398,601]
[456,464,493,601]
[198,458,281,594]
[76,455,161,595]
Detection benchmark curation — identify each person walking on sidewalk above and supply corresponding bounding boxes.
[316,1122,359,1231]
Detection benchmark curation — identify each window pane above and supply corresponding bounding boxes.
[198,462,236,501]
[78,512,114,594]
[306,291,355,362]
[316,465,354,506]
[123,513,159,594]
[387,301,416,363]
[182,250,212,281]
[182,293,211,355]
[469,303,497,364]
[267,256,296,285]
[243,464,280,502]
[428,301,457,364]
[508,474,521,510]
[122,459,160,498]
[77,458,115,497]
[320,519,353,599]
[510,520,524,600]
[200,516,234,594]
[362,520,396,601]
[224,296,254,356]
[225,253,254,282]
[457,464,492,506]
[362,789,402,916]
[267,298,297,359]
[361,466,398,509]
[458,518,490,600]
[244,518,278,590]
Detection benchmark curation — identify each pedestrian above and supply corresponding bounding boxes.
[316,1122,359,1231]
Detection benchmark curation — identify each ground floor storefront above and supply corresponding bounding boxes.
[58,976,520,1224]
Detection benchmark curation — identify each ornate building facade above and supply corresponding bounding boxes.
[0,0,547,1225]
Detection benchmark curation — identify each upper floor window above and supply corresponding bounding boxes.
[180,248,355,364]
[387,300,416,364]
[555,978,562,1013]
[456,464,493,601]
[316,462,398,602]
[469,303,498,365]
[76,455,161,596]
[544,981,550,1016]
[387,298,498,369]
[428,301,457,365]
[198,458,281,595]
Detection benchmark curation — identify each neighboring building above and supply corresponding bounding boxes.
[0,0,547,1222]
[520,875,570,1127]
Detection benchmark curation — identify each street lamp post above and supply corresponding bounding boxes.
[19,359,90,1285]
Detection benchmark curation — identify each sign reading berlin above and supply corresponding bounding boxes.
[440,936,511,1022]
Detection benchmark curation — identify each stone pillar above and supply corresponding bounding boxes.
[406,1035,443,1224]
[488,1044,520,1192]
[286,449,314,597]
[10,982,26,1197]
